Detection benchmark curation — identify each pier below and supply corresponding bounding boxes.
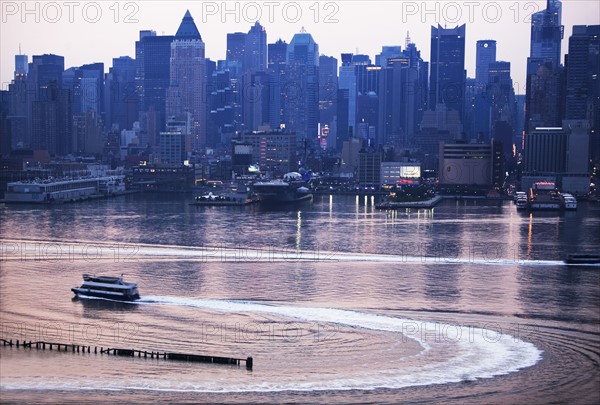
[0,338,253,370]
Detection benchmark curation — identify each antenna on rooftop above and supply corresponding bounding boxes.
[405,31,411,48]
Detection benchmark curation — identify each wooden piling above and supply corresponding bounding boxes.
[1,338,252,370]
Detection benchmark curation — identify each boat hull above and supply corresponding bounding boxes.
[71,288,140,301]
[256,192,313,204]
[564,255,600,265]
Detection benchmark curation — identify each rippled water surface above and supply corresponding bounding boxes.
[1,194,599,403]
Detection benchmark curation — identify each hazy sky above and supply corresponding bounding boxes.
[1,1,599,93]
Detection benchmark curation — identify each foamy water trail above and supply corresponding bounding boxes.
[0,237,575,267]
[117,296,542,392]
[1,296,543,392]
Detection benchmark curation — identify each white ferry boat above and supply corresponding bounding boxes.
[4,175,126,203]
[72,274,140,301]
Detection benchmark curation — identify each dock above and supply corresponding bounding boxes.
[1,338,253,370]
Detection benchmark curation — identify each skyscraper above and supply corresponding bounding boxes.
[107,56,138,131]
[338,53,357,137]
[28,54,72,155]
[14,54,28,80]
[135,30,174,147]
[244,22,267,74]
[429,24,466,123]
[488,61,516,161]
[378,43,427,148]
[166,10,206,149]
[284,29,319,140]
[475,40,496,90]
[530,0,563,67]
[565,25,600,163]
[525,0,564,133]
[267,39,288,129]
[7,53,29,149]
[226,32,247,77]
[29,54,64,101]
[376,46,402,67]
[319,55,338,133]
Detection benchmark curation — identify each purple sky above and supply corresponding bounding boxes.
[1,1,599,93]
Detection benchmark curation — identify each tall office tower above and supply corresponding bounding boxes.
[378,43,428,148]
[27,54,72,155]
[268,39,287,68]
[515,94,526,151]
[267,39,288,129]
[338,53,357,142]
[429,24,466,123]
[525,58,562,131]
[284,29,319,140]
[376,46,402,67]
[530,0,563,66]
[28,54,64,101]
[135,30,174,148]
[166,10,206,150]
[488,61,516,161]
[319,55,338,134]
[107,56,138,131]
[226,32,247,77]
[565,26,600,122]
[565,25,600,163]
[62,63,104,119]
[227,32,247,63]
[7,53,29,149]
[208,69,236,146]
[244,22,267,73]
[14,54,28,80]
[242,71,270,131]
[475,40,496,90]
[525,0,564,132]
[31,81,72,155]
[81,63,104,116]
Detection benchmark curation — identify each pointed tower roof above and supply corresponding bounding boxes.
[175,10,202,40]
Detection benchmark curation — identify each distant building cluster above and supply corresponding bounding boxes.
[0,1,598,195]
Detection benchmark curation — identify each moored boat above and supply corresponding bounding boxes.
[72,274,140,301]
[253,172,313,204]
[564,254,600,265]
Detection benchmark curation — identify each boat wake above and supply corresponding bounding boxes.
[0,295,543,393]
[126,296,543,392]
[0,237,572,267]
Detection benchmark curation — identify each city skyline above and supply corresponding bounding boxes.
[2,1,599,91]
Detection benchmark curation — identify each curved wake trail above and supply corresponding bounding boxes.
[131,296,543,391]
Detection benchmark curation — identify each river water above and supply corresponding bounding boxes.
[1,194,599,403]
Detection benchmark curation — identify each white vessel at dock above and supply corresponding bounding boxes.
[253,172,313,204]
[4,175,126,203]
